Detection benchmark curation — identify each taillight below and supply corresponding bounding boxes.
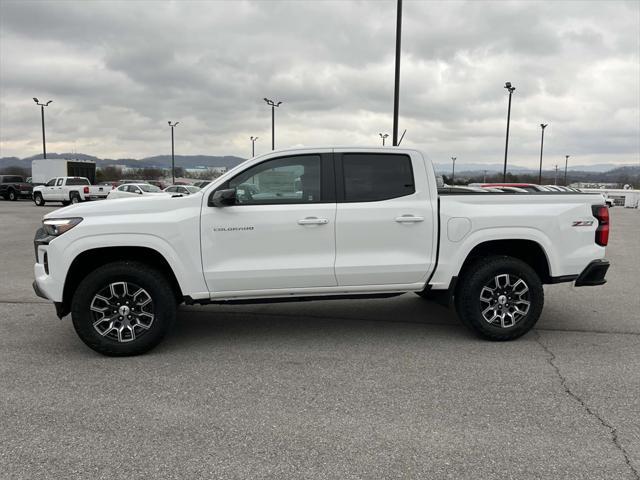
[592,205,609,246]
[83,186,89,194]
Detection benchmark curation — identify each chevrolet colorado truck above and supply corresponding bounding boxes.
[32,176,110,206]
[32,148,610,356]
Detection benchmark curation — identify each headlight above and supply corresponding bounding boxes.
[43,217,83,236]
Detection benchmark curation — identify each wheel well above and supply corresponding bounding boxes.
[459,240,551,283]
[62,247,183,315]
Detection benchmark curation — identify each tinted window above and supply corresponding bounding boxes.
[66,177,90,186]
[342,154,414,202]
[228,155,321,204]
[2,176,24,183]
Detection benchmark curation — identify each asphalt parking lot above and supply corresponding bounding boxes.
[1,199,638,480]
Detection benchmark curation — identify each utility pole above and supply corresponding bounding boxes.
[483,170,488,183]
[564,155,570,186]
[250,136,258,157]
[168,121,179,184]
[263,98,282,150]
[33,98,53,159]
[503,82,516,182]
[392,0,403,146]
[451,157,457,184]
[379,133,389,146]
[554,164,558,185]
[538,123,548,184]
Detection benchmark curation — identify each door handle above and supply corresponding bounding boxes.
[395,215,424,223]
[297,217,329,225]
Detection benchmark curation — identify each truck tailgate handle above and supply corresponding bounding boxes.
[395,215,424,223]
[297,217,329,225]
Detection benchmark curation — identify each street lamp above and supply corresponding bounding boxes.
[554,164,559,185]
[564,155,570,186]
[33,98,53,159]
[538,123,548,184]
[379,133,389,146]
[392,0,403,147]
[168,121,179,184]
[263,98,282,150]
[250,136,258,157]
[451,157,457,184]
[503,82,516,182]
[483,169,488,183]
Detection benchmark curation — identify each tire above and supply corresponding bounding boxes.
[70,193,81,204]
[455,255,544,341]
[8,189,17,201]
[71,261,177,356]
[33,193,45,206]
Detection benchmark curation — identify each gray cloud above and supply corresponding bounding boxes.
[0,0,638,167]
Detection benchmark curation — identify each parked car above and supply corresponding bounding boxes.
[164,185,201,195]
[32,177,109,206]
[0,175,33,201]
[106,183,166,199]
[33,147,610,356]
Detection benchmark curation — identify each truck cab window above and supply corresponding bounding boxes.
[56,178,64,186]
[342,154,414,202]
[228,155,321,204]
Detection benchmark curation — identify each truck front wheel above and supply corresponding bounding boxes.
[71,261,177,356]
[8,189,17,201]
[455,256,543,341]
[34,193,45,206]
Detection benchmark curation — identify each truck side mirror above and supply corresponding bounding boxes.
[209,188,237,207]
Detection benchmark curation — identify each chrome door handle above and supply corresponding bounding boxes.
[395,215,424,223]
[297,217,329,225]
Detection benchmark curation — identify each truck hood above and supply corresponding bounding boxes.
[43,193,202,220]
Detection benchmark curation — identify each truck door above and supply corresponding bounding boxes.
[200,151,337,294]
[334,150,437,286]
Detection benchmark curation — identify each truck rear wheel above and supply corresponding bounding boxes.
[34,193,45,206]
[71,261,177,356]
[70,192,81,204]
[455,255,543,341]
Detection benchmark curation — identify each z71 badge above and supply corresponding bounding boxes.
[572,220,594,227]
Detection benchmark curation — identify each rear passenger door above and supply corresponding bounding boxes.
[334,150,437,286]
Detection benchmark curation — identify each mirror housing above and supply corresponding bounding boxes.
[209,188,237,207]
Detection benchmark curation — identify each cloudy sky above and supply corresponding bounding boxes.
[1,0,639,167]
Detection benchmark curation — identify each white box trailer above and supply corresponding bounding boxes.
[31,159,97,185]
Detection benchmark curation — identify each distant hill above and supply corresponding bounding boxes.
[0,153,246,171]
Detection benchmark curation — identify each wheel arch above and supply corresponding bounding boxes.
[458,239,552,283]
[60,246,184,317]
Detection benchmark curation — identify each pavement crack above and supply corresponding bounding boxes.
[535,331,639,480]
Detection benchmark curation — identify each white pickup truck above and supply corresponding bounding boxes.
[33,148,610,356]
[32,177,110,206]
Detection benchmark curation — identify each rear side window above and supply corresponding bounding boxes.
[66,177,90,186]
[56,178,64,186]
[342,153,414,202]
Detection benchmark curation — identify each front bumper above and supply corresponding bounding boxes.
[575,259,610,287]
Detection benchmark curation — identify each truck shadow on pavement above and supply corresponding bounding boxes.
[163,294,474,352]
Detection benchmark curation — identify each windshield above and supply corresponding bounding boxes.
[139,184,161,192]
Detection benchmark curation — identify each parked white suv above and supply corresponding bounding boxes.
[33,148,610,355]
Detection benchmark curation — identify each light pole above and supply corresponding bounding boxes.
[33,98,52,159]
[263,98,282,150]
[564,155,570,186]
[483,170,488,183]
[451,157,457,184]
[392,0,403,146]
[538,123,548,185]
[554,164,558,185]
[168,121,179,184]
[379,133,389,146]
[503,82,516,182]
[250,136,258,157]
